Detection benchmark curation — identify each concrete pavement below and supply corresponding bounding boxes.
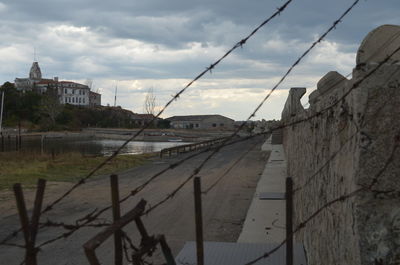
[238,135,287,243]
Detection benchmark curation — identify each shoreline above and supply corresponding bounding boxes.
[1,127,239,142]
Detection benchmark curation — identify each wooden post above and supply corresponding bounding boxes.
[135,217,149,241]
[83,200,146,265]
[159,235,176,265]
[13,179,46,265]
[18,121,21,150]
[41,135,44,155]
[193,177,204,265]
[1,133,3,152]
[110,175,123,265]
[30,179,46,244]
[286,177,293,265]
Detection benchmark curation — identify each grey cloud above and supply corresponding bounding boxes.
[1,0,399,116]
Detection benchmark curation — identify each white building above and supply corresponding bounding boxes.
[14,61,101,107]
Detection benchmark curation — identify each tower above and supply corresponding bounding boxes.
[29,62,42,80]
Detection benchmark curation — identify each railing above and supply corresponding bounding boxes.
[159,136,229,158]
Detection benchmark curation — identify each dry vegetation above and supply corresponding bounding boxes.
[0,151,154,190]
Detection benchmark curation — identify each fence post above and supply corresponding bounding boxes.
[1,133,3,152]
[30,179,46,244]
[193,176,204,265]
[110,174,123,265]
[286,177,293,265]
[13,179,46,265]
[159,235,176,265]
[18,121,21,150]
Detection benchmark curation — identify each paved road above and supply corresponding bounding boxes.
[0,135,269,265]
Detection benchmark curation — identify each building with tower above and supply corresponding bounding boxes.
[14,61,101,107]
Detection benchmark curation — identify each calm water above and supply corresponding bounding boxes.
[1,137,189,156]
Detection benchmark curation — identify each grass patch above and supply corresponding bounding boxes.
[0,151,154,190]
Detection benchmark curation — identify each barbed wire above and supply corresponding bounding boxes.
[242,49,400,264]
[0,0,293,245]
[2,1,399,264]
[293,66,400,194]
[0,134,265,252]
[244,134,399,265]
[39,219,111,230]
[3,41,399,254]
[143,0,362,216]
[36,0,294,217]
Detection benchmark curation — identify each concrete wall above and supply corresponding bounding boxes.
[281,25,400,265]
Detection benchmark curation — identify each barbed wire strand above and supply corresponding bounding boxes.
[293,66,400,193]
[0,0,294,246]
[143,0,362,215]
[4,40,399,250]
[33,23,400,265]
[41,35,399,242]
[244,135,399,265]
[37,0,294,216]
[4,2,399,261]
[0,134,264,253]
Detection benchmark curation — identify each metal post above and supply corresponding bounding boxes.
[286,177,293,265]
[1,133,3,152]
[193,176,204,265]
[110,174,123,265]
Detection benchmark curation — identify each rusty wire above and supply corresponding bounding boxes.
[143,0,362,215]
[0,0,293,246]
[3,2,399,264]
[3,42,400,252]
[37,0,294,216]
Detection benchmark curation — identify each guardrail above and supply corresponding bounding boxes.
[159,137,229,158]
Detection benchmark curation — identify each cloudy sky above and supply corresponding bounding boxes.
[0,0,399,120]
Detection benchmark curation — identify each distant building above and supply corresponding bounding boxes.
[131,114,158,126]
[89,91,101,107]
[14,61,101,107]
[167,115,234,130]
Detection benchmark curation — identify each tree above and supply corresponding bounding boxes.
[143,87,156,115]
[40,87,62,129]
[0,82,19,123]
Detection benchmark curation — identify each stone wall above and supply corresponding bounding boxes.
[281,25,400,265]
